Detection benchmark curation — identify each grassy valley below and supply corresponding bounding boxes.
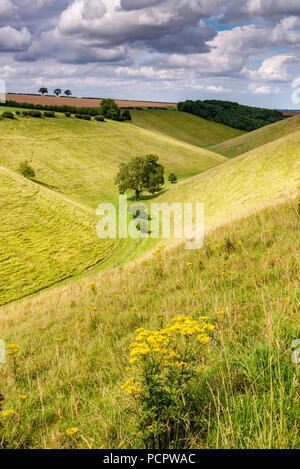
[129,109,244,148]
[0,112,226,209]
[0,198,298,448]
[0,107,299,450]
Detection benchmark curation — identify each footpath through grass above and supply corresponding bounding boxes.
[0,197,299,449]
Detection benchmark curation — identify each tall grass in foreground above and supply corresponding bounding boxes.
[0,198,299,449]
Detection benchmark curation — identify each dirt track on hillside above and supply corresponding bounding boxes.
[6,94,177,109]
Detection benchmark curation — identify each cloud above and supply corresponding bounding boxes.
[0,26,31,52]
[0,0,299,108]
[57,0,220,53]
[221,0,300,23]
[244,54,299,82]
[0,0,17,19]
[248,83,280,94]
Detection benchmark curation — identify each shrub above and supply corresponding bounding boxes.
[75,114,83,119]
[65,112,71,118]
[121,316,215,448]
[95,115,105,122]
[122,109,132,121]
[44,111,56,118]
[106,107,122,121]
[2,111,14,119]
[15,111,20,116]
[23,110,42,118]
[82,114,91,120]
[100,99,123,121]
[19,161,35,179]
[168,174,178,184]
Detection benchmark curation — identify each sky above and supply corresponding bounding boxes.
[0,0,300,109]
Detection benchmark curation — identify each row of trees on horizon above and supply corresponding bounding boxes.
[39,88,72,97]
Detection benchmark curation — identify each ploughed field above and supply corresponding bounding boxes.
[6,93,177,109]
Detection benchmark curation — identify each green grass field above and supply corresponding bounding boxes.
[0,114,228,305]
[155,129,300,229]
[0,114,226,209]
[0,166,117,305]
[0,197,299,449]
[212,114,300,157]
[130,109,245,147]
[0,108,299,449]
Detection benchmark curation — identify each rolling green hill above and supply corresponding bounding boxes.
[212,114,300,157]
[0,114,228,305]
[0,107,299,450]
[0,166,117,305]
[0,115,226,209]
[155,129,300,228]
[130,109,245,148]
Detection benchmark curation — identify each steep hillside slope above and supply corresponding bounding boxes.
[0,115,226,209]
[0,198,298,449]
[156,130,300,228]
[130,109,245,147]
[0,167,117,305]
[212,114,300,157]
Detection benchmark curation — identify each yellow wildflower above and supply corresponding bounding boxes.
[66,428,78,436]
[6,344,20,355]
[1,410,16,417]
[121,377,142,395]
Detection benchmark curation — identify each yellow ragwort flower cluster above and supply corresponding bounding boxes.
[121,377,142,395]
[1,410,16,417]
[6,344,20,355]
[127,316,215,367]
[66,427,78,436]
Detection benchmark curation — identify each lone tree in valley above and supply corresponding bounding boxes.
[19,161,35,179]
[54,88,62,97]
[64,89,72,97]
[116,155,164,201]
[39,88,48,96]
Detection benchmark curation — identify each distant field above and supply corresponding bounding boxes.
[0,114,226,209]
[213,114,300,157]
[5,93,177,109]
[0,166,117,305]
[130,109,245,147]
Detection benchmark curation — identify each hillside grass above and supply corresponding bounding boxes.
[212,114,300,157]
[0,197,299,449]
[0,115,226,209]
[130,109,245,148]
[155,130,300,229]
[0,167,117,305]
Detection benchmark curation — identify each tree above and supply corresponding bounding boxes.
[19,161,35,179]
[122,109,132,121]
[64,90,72,97]
[39,88,48,96]
[100,99,121,121]
[54,88,62,97]
[115,155,164,201]
[168,173,177,184]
